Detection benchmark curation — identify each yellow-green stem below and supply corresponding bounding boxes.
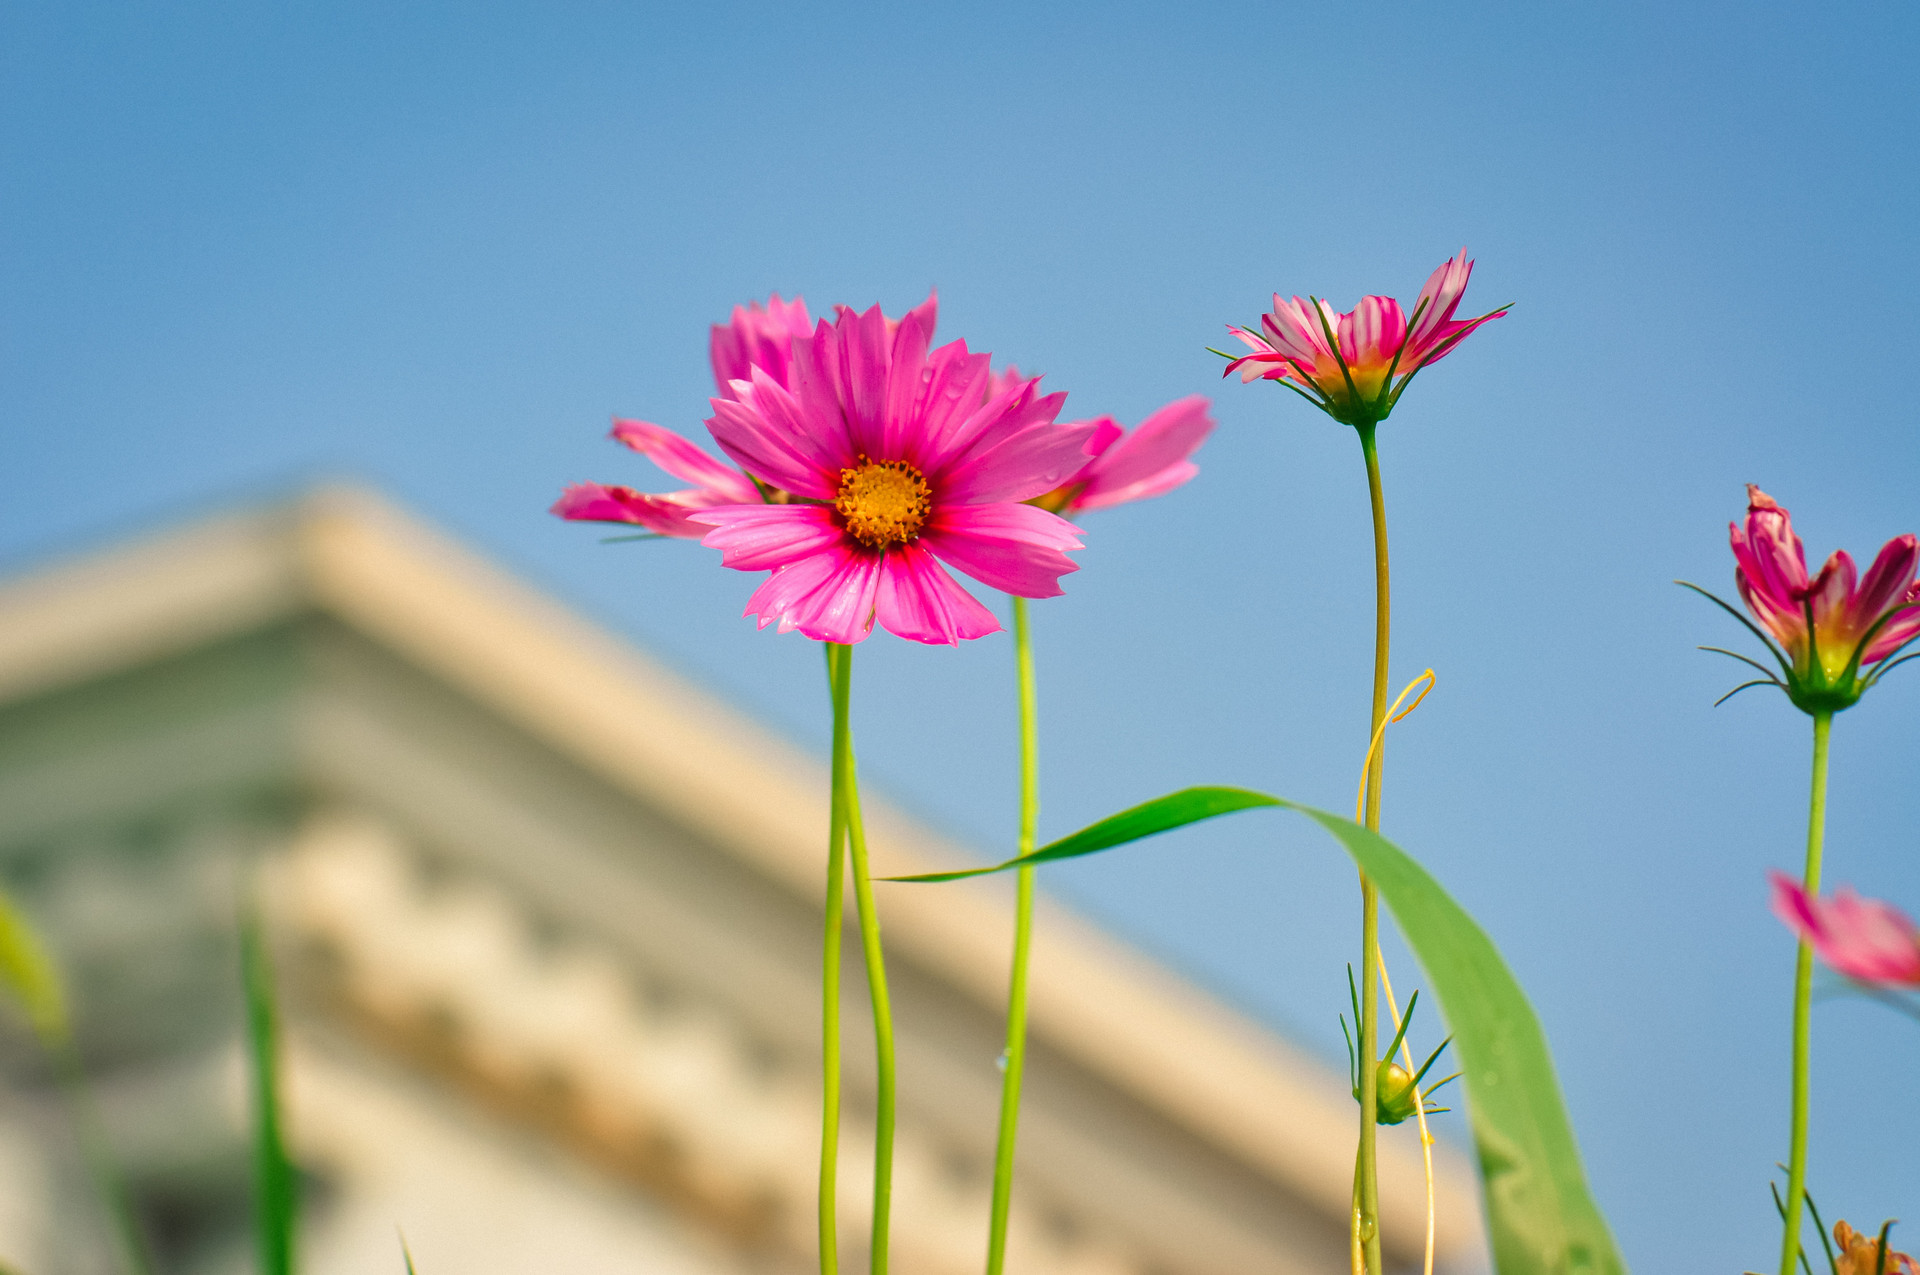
[986,597,1041,1275]
[1779,710,1831,1275]
[832,643,897,1275]
[821,645,852,1275]
[1355,423,1389,1275]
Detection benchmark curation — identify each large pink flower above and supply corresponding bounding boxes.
[1703,485,1920,712]
[1770,872,1920,986]
[1031,395,1215,515]
[553,294,830,538]
[1224,249,1507,427]
[690,302,1096,645]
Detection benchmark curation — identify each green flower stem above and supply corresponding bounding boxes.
[821,644,852,1275]
[830,642,898,1275]
[1356,423,1391,1275]
[986,596,1041,1275]
[1779,709,1832,1275]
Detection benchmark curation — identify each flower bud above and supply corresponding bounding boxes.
[1355,1060,1423,1126]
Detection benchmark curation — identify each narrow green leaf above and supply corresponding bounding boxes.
[0,889,68,1045]
[887,787,1281,882]
[400,1236,417,1274]
[242,911,298,1275]
[894,788,1626,1275]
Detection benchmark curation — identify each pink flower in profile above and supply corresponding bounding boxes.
[1693,485,1920,713]
[1030,395,1215,515]
[553,294,835,537]
[689,302,1095,645]
[1224,249,1508,428]
[1770,872,1920,986]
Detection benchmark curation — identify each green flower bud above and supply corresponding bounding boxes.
[1355,1060,1423,1126]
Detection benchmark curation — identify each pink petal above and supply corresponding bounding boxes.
[1073,396,1213,512]
[1863,587,1920,665]
[706,374,840,500]
[1854,534,1919,630]
[1770,871,1920,985]
[709,293,813,393]
[920,502,1083,598]
[688,504,846,571]
[872,543,1001,645]
[1732,485,1810,611]
[740,545,885,645]
[610,419,760,502]
[1806,549,1858,640]
[549,482,707,537]
[1348,295,1406,370]
[936,417,1096,505]
[1406,249,1472,349]
[1403,307,1508,369]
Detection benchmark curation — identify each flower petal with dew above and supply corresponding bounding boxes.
[1712,485,1920,712]
[1032,394,1215,515]
[1769,871,1920,986]
[1223,248,1507,428]
[692,299,1095,646]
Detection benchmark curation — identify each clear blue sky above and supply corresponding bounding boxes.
[5,2,1918,1268]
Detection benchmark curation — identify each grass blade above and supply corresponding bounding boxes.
[242,909,298,1275]
[891,788,1627,1275]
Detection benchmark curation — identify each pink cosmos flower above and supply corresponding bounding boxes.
[1694,485,1920,713]
[1030,395,1215,515]
[689,302,1096,646]
[1770,872,1920,986]
[1223,249,1508,428]
[553,294,835,538]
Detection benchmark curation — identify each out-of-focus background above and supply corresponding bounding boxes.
[1,2,1916,1271]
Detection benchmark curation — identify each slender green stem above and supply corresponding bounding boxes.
[821,645,852,1275]
[50,1041,155,1275]
[1355,423,1390,1275]
[986,597,1041,1275]
[1779,710,1832,1275]
[833,643,897,1275]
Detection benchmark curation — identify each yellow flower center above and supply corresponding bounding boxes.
[835,458,931,550]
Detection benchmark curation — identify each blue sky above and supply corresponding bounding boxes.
[4,1,1918,1268]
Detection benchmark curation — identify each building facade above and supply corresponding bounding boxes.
[0,490,1478,1275]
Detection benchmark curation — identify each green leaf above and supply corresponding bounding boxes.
[893,788,1625,1275]
[887,787,1281,882]
[0,889,67,1045]
[400,1237,417,1274]
[242,911,298,1275]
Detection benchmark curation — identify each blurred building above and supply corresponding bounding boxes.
[0,490,1477,1275]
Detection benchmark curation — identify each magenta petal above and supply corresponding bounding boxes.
[1854,534,1919,628]
[550,482,707,537]
[938,419,1098,504]
[1773,871,1920,985]
[1350,295,1406,366]
[741,545,885,645]
[872,543,1000,645]
[706,379,838,500]
[921,503,1082,598]
[1863,589,1920,664]
[610,419,760,501]
[689,504,845,571]
[1074,396,1214,510]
